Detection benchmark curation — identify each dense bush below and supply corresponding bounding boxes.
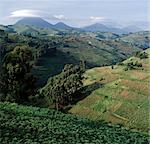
[135,51,148,59]
[124,60,142,71]
[0,102,148,144]
[36,62,85,110]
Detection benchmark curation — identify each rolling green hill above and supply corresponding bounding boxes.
[0,27,149,86]
[13,24,59,37]
[32,32,144,85]
[0,102,148,143]
[0,24,149,143]
[70,49,150,132]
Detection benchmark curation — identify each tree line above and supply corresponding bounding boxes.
[0,45,85,110]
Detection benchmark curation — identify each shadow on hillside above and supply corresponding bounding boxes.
[34,49,109,88]
[64,82,103,112]
[34,50,81,87]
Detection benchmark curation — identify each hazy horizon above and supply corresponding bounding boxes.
[0,0,149,29]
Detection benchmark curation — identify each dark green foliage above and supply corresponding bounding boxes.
[118,62,124,66]
[37,62,85,109]
[135,51,148,59]
[0,102,148,144]
[0,46,36,103]
[124,60,142,71]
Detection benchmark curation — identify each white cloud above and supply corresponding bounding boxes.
[53,14,67,20]
[10,9,41,18]
[9,10,67,22]
[90,16,105,22]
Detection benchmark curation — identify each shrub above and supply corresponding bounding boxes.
[118,62,124,66]
[124,60,142,71]
[135,51,148,59]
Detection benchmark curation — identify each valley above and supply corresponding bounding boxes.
[0,16,149,143]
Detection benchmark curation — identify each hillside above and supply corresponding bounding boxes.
[33,33,142,85]
[70,49,150,132]
[0,102,148,143]
[0,28,149,86]
[119,31,150,49]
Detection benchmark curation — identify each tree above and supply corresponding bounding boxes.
[38,61,85,110]
[111,65,114,69]
[0,46,36,103]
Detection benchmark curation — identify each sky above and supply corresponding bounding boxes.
[0,0,149,28]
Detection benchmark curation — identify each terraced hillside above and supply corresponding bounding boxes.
[0,102,148,143]
[70,49,150,132]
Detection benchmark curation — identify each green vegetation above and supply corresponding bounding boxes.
[123,60,142,71]
[0,102,148,144]
[0,46,36,103]
[70,49,150,132]
[34,62,85,109]
[0,28,148,86]
[0,26,150,143]
[134,51,149,59]
[119,31,150,49]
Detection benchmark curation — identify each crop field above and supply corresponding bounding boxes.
[70,49,150,132]
[0,102,148,143]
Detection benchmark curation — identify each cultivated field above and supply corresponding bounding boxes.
[70,49,150,132]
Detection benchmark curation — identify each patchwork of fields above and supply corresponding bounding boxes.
[70,49,150,132]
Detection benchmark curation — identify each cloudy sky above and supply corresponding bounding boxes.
[0,0,149,28]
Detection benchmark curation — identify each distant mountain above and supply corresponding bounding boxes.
[122,25,142,33]
[15,17,76,30]
[130,21,150,30]
[83,23,109,32]
[15,17,54,29]
[14,18,145,34]
[83,23,143,34]
[54,22,73,30]
[83,23,125,34]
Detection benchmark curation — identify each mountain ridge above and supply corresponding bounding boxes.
[83,23,142,34]
[15,17,73,30]
[14,17,143,33]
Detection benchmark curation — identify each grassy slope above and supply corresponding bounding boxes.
[33,34,142,86]
[70,49,150,132]
[0,102,148,144]
[13,24,59,36]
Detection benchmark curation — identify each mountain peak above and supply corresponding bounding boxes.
[15,18,73,30]
[91,23,108,27]
[83,23,109,32]
[54,22,72,30]
[15,17,54,28]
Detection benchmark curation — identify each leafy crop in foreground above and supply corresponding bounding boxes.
[0,102,148,144]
